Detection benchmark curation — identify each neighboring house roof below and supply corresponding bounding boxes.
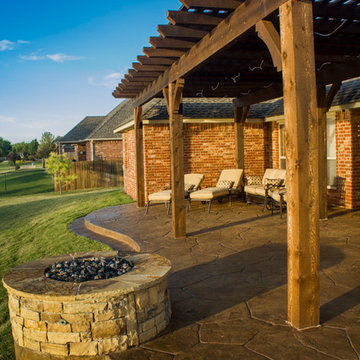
[86,100,134,141]
[60,116,105,143]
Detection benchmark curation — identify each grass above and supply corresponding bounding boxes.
[0,169,133,359]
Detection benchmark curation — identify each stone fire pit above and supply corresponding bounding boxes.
[2,251,172,359]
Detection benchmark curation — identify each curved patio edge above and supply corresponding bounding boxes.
[84,207,141,253]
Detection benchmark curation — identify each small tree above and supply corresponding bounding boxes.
[38,132,57,159]
[46,152,76,194]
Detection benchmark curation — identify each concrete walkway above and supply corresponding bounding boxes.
[72,200,360,360]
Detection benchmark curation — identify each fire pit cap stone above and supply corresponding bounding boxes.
[2,251,171,301]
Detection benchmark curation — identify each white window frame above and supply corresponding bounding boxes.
[279,122,286,169]
[326,113,336,189]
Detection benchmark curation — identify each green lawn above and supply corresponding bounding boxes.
[0,169,133,359]
[0,161,15,174]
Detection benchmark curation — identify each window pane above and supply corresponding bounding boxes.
[280,158,286,169]
[327,159,336,186]
[280,125,286,157]
[327,117,336,158]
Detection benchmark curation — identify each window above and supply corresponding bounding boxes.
[279,124,286,169]
[278,118,336,185]
[327,115,336,187]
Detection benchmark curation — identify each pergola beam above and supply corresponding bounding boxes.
[180,0,243,10]
[157,25,208,39]
[133,0,288,107]
[167,10,224,26]
[149,37,196,49]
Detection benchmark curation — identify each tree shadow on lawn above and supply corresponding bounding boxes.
[0,190,120,230]
[167,242,351,331]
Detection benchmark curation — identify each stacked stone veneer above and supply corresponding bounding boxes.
[3,251,171,359]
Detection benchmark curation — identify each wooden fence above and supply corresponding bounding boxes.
[54,160,123,192]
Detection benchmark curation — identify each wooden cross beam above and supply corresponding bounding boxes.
[180,0,243,10]
[163,78,186,239]
[167,10,224,26]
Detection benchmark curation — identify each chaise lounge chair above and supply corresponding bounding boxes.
[189,169,244,213]
[145,174,204,215]
[244,168,286,210]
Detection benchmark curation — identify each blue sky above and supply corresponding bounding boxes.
[0,0,180,143]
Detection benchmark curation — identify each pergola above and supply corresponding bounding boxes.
[113,0,360,330]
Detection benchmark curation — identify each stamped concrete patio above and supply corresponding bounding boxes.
[71,199,360,360]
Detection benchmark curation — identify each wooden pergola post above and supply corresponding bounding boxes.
[280,0,320,329]
[234,105,249,169]
[317,82,341,220]
[134,106,145,208]
[163,78,186,238]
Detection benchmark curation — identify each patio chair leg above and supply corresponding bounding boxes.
[271,200,274,215]
[187,198,191,212]
[166,202,171,215]
[280,197,283,219]
[229,192,232,207]
[207,200,212,214]
[145,202,150,215]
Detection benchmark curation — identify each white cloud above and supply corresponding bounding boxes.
[88,72,124,89]
[0,115,16,123]
[0,39,30,51]
[0,40,16,51]
[46,54,82,63]
[19,52,82,63]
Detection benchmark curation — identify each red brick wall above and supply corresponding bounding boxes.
[121,114,360,209]
[75,144,86,161]
[143,124,171,199]
[271,122,280,169]
[244,122,276,176]
[328,110,360,209]
[93,140,122,161]
[184,123,236,188]
[123,121,278,201]
[122,129,137,199]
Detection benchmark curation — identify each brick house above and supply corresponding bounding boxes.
[59,101,129,161]
[114,77,360,210]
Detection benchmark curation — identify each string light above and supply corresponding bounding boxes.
[314,19,348,37]
[249,60,264,72]
[231,73,241,83]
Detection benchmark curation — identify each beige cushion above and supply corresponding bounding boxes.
[190,187,229,200]
[262,169,286,185]
[244,185,266,197]
[216,169,244,189]
[148,190,172,202]
[184,174,204,190]
[271,189,287,203]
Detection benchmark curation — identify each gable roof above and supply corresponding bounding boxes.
[60,116,105,143]
[86,100,134,140]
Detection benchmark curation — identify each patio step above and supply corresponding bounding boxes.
[70,217,135,253]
